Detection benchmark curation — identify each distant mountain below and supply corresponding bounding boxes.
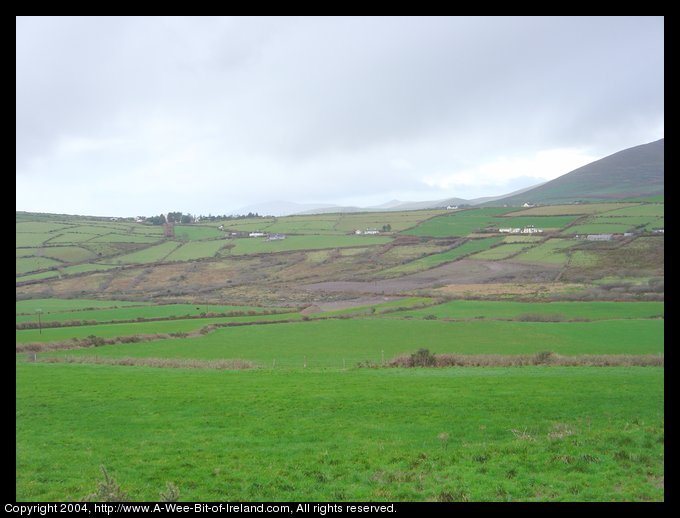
[295,184,545,216]
[235,200,341,217]
[487,139,664,206]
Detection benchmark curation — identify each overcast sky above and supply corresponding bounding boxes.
[16,16,663,217]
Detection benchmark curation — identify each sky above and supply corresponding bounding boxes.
[16,16,664,217]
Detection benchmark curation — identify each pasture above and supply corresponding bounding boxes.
[16,363,664,501]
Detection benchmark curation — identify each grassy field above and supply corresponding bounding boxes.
[403,208,512,237]
[16,256,63,274]
[39,246,97,263]
[164,241,226,261]
[385,300,664,321]
[16,303,286,325]
[14,206,665,502]
[512,239,579,265]
[506,203,639,216]
[17,298,151,313]
[16,363,663,501]
[39,318,664,366]
[224,235,392,256]
[101,241,181,264]
[468,243,532,260]
[382,237,504,275]
[404,208,579,238]
[16,312,302,344]
[173,225,225,241]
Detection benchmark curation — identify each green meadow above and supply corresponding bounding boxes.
[16,363,664,501]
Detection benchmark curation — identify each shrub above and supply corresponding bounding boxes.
[409,348,436,367]
[82,466,128,502]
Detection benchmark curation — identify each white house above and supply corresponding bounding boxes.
[249,232,266,237]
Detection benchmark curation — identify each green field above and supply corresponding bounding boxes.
[17,298,151,313]
[164,241,227,261]
[385,300,663,322]
[16,256,63,274]
[16,363,663,501]
[40,318,663,366]
[507,203,639,216]
[224,235,392,256]
[16,233,55,247]
[468,243,532,260]
[404,208,578,238]
[16,312,301,344]
[39,246,97,263]
[513,239,579,265]
[382,237,504,275]
[14,206,665,502]
[403,208,512,237]
[101,241,181,264]
[173,225,225,241]
[17,303,288,325]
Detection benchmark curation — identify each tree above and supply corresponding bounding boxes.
[167,212,183,223]
[382,224,392,232]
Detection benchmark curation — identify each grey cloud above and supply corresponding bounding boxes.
[16,16,663,216]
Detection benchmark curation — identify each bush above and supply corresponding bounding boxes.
[82,466,128,502]
[409,348,436,367]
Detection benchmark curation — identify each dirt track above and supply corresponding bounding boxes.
[302,259,560,295]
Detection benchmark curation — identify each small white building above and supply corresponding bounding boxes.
[249,232,266,237]
[586,234,613,241]
[522,202,535,208]
[363,229,380,235]
[446,205,458,210]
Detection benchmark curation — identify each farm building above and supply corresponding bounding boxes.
[268,234,286,241]
[586,234,613,241]
[355,229,380,235]
[249,232,266,238]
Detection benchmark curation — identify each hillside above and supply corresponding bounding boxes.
[489,139,664,206]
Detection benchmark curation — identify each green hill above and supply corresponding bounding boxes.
[490,139,664,206]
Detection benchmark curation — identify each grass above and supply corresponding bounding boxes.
[506,203,639,216]
[224,235,391,256]
[384,300,664,321]
[16,312,302,344]
[39,246,96,263]
[16,363,663,501]
[513,239,579,265]
[468,243,533,260]
[40,318,664,366]
[403,208,579,238]
[403,208,513,237]
[16,298,152,314]
[164,241,226,261]
[173,225,225,241]
[90,233,163,244]
[382,237,504,275]
[16,256,63,274]
[17,303,288,325]
[100,241,180,264]
[16,233,54,247]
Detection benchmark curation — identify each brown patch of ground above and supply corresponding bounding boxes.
[302,260,560,294]
[301,296,404,313]
[433,282,585,297]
